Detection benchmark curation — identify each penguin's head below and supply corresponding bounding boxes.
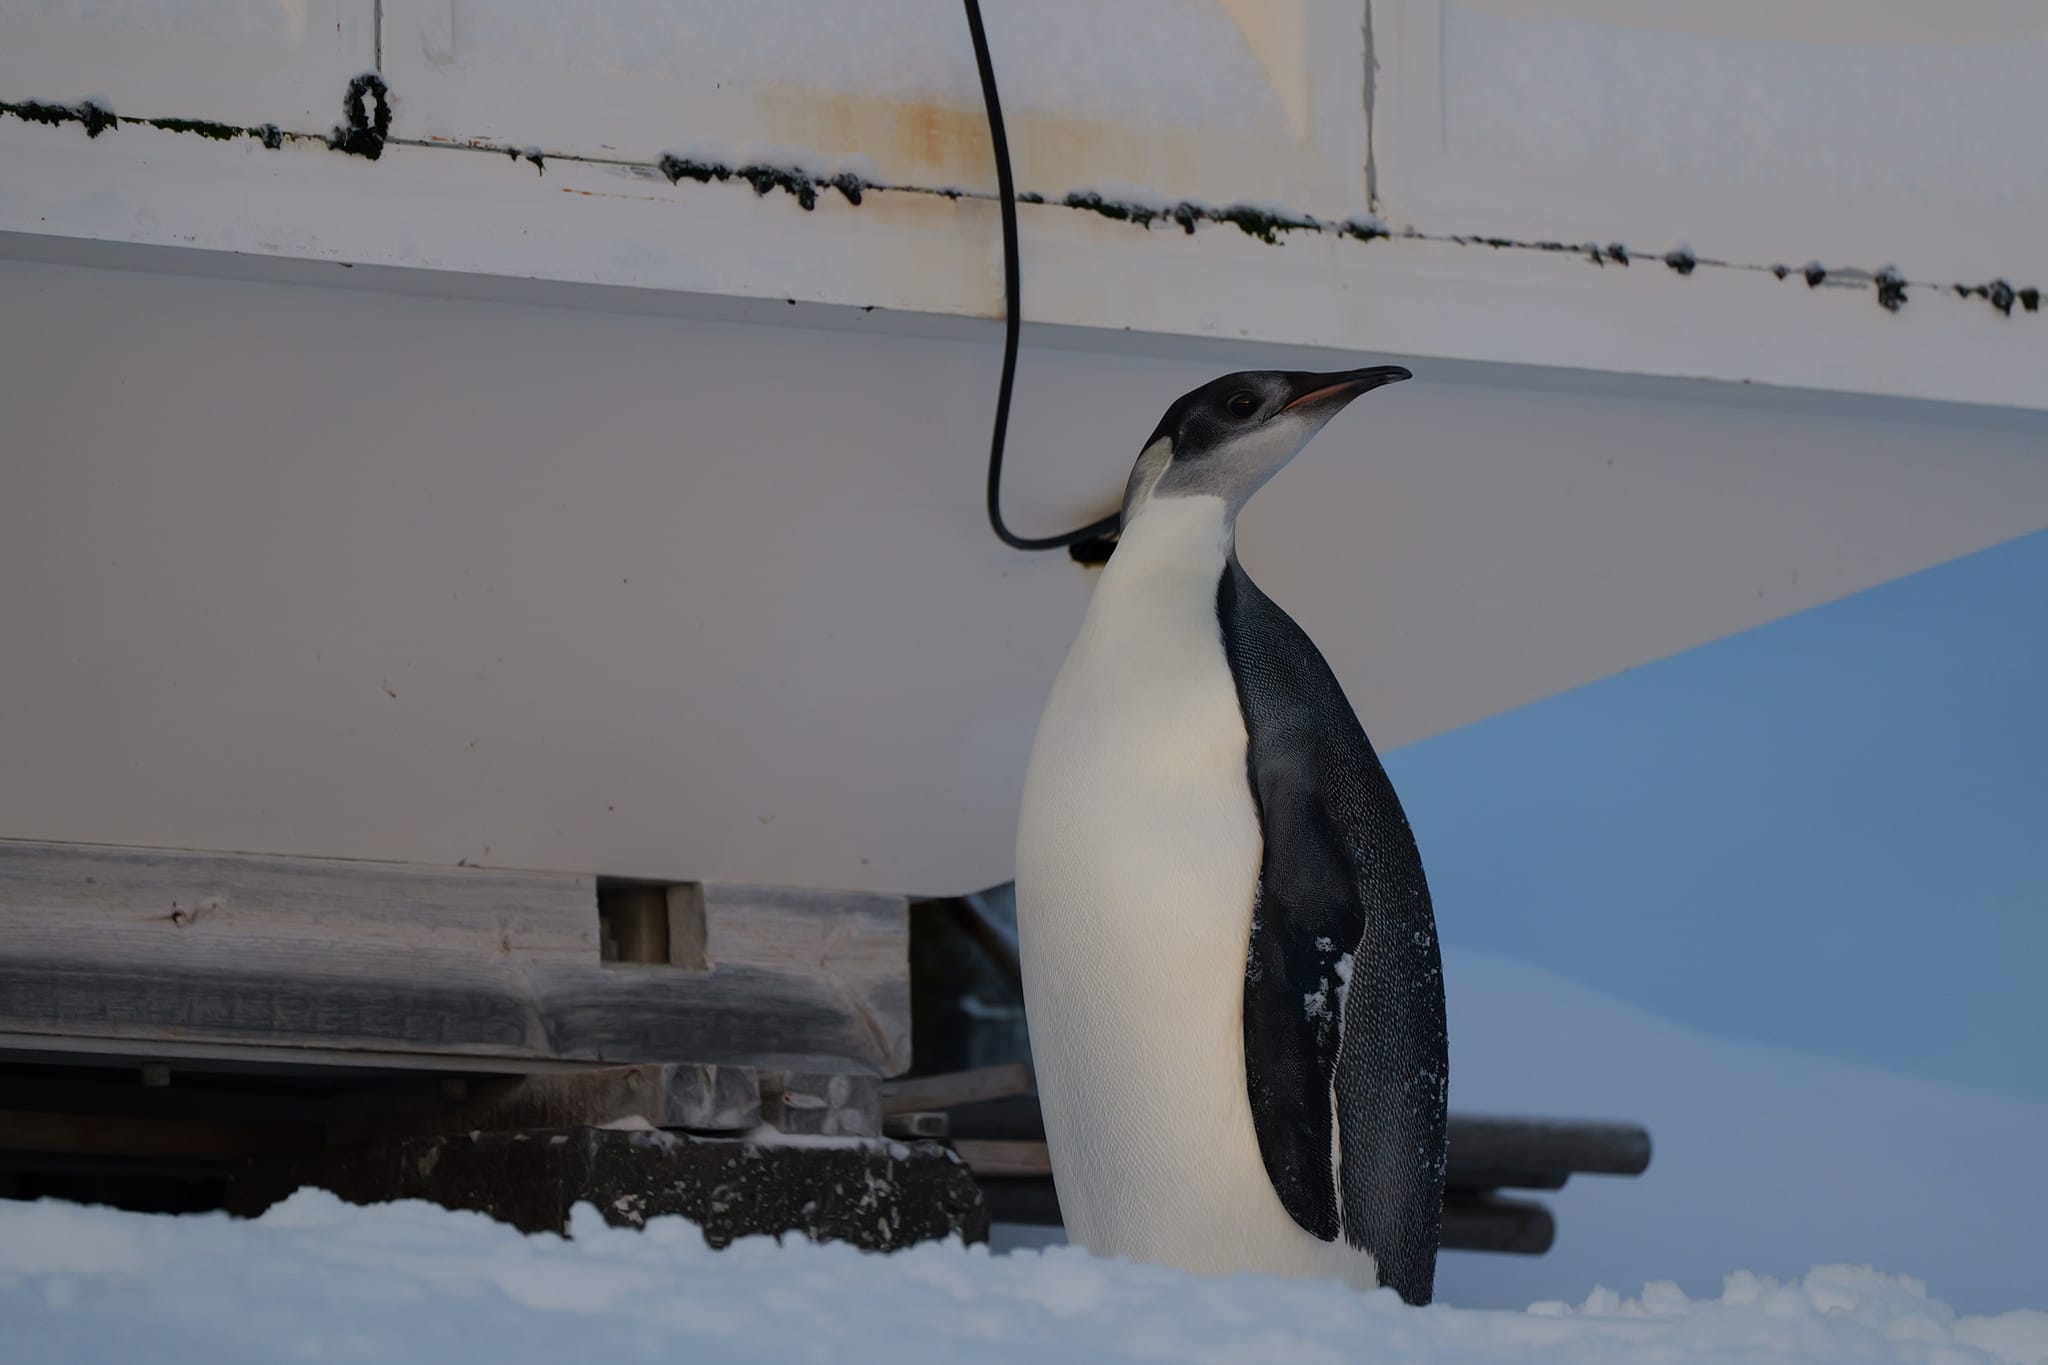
[1120,365,1410,526]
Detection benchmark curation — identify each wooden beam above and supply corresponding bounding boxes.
[0,1031,612,1076]
[952,1138,1052,1178]
[0,839,909,1074]
[882,1063,1035,1116]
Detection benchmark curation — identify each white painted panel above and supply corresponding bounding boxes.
[3,258,2046,894]
[3,116,2043,415]
[4,0,2043,413]
[1370,0,2048,284]
[0,0,373,129]
[381,0,1368,217]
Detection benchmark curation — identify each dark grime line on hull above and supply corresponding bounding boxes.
[4,94,2037,319]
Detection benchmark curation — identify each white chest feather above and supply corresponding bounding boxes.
[1015,495,1374,1289]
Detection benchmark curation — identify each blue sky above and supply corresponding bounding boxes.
[1387,527,2048,1103]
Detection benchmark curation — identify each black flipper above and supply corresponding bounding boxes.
[1219,555,1449,1306]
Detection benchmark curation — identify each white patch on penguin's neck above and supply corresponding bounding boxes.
[1099,492,1236,603]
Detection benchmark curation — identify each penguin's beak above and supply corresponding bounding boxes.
[1279,365,1412,415]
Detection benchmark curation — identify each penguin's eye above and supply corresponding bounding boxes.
[1225,391,1258,418]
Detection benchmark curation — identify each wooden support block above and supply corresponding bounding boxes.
[881,1062,1035,1116]
[0,839,910,1074]
[759,1071,881,1138]
[225,1128,989,1252]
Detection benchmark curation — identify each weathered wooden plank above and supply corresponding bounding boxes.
[663,883,711,971]
[882,1062,1035,1116]
[952,1138,1053,1178]
[0,840,911,1074]
[532,963,900,1073]
[0,961,543,1056]
[0,839,597,972]
[0,958,903,1072]
[701,884,909,1074]
[0,840,585,1061]
[0,1031,600,1076]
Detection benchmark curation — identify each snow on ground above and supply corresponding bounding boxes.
[3,1191,2044,1365]
[5,949,2044,1361]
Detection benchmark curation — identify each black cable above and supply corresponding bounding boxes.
[964,0,1121,555]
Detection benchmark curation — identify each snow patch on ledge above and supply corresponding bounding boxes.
[1,1190,2043,1364]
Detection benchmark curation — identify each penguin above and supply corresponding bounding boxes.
[1015,365,1447,1305]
